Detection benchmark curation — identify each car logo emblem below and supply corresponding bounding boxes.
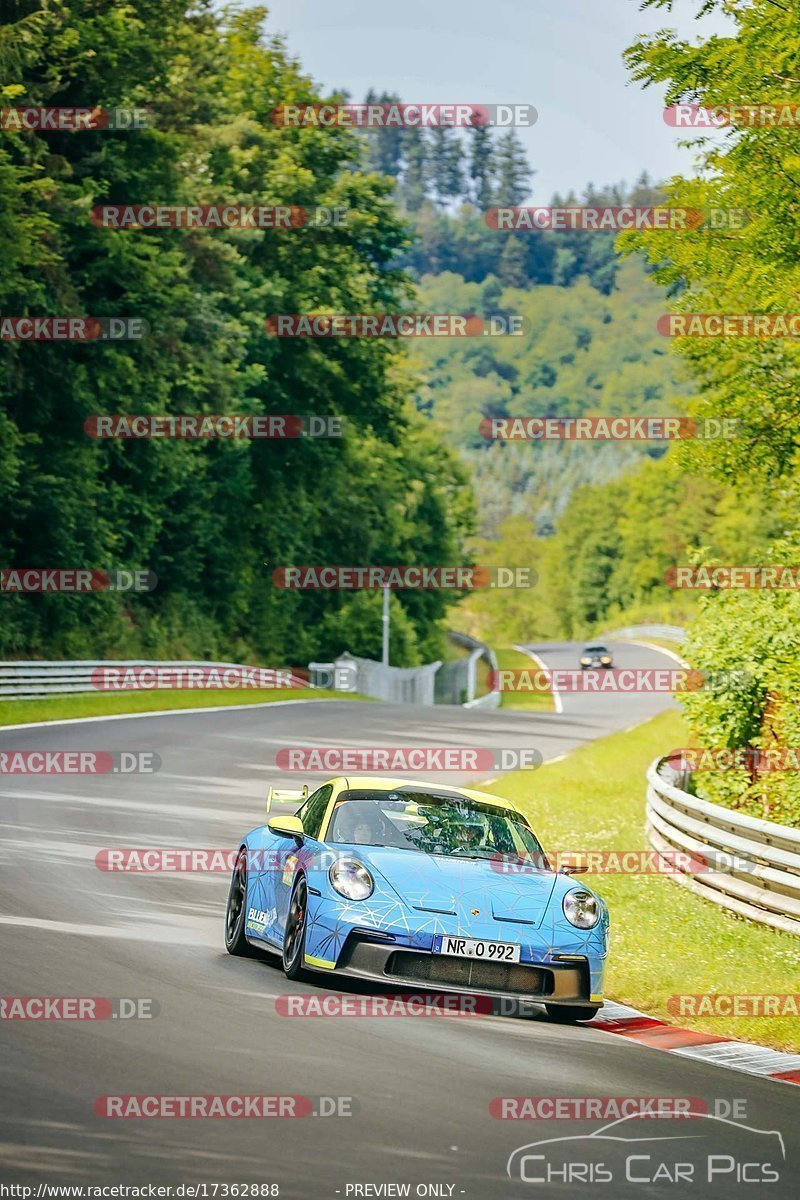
[471,908,480,916]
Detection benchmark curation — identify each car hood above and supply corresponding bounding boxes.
[347,846,559,930]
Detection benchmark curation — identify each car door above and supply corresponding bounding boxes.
[273,783,334,937]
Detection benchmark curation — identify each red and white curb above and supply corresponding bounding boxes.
[589,1001,800,1087]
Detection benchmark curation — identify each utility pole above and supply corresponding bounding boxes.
[381,585,390,666]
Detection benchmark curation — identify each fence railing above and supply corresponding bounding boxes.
[308,652,442,706]
[437,631,500,709]
[0,660,307,697]
[646,756,800,936]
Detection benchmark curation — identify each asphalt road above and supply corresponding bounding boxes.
[1,641,797,1198]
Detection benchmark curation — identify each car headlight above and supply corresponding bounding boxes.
[563,889,599,929]
[329,857,374,901]
[601,657,611,665]
[580,657,590,666]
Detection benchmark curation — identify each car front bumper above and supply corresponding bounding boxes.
[308,933,601,1008]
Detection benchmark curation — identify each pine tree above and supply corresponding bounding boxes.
[400,127,428,212]
[467,124,495,209]
[361,89,405,179]
[428,125,464,208]
[494,130,532,206]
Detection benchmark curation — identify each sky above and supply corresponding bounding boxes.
[245,0,733,201]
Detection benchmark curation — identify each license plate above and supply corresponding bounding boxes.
[434,935,520,962]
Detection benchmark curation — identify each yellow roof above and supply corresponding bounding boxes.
[328,775,518,811]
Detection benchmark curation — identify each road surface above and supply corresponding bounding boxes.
[1,642,796,1197]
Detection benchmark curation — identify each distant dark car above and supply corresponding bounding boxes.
[580,644,613,669]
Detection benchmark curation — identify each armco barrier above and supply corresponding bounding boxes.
[0,660,307,697]
[441,630,500,710]
[604,624,687,645]
[646,756,800,935]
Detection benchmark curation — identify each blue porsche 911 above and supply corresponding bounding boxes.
[224,777,608,1021]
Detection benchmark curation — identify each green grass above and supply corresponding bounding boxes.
[0,687,370,727]
[486,709,800,1052]
[495,645,554,712]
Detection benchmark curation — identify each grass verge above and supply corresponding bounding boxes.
[486,709,800,1052]
[0,687,370,727]
[495,646,554,712]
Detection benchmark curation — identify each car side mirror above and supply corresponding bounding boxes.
[558,853,588,875]
[267,815,305,842]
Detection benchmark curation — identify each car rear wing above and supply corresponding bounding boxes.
[266,785,308,815]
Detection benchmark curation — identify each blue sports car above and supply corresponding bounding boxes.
[225,777,608,1021]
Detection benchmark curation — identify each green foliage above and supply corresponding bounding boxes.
[620,0,800,824]
[679,540,800,827]
[412,257,688,536]
[0,1,473,667]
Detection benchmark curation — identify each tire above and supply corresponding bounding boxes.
[545,1003,600,1023]
[282,873,309,980]
[224,847,259,957]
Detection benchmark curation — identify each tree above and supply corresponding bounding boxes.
[399,127,428,212]
[467,124,494,209]
[494,130,532,206]
[0,1,474,664]
[428,125,464,208]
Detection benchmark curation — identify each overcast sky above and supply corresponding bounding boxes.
[247,0,732,201]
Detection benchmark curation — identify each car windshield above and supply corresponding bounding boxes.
[328,789,546,862]
[585,645,607,654]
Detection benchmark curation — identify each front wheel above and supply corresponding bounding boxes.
[282,874,309,980]
[225,847,259,957]
[545,1003,600,1023]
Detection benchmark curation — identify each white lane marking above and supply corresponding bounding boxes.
[621,638,689,668]
[512,645,563,713]
[0,788,260,824]
[0,697,335,733]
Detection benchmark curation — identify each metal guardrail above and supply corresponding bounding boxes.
[444,631,500,710]
[0,660,308,697]
[604,624,687,645]
[646,756,800,936]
